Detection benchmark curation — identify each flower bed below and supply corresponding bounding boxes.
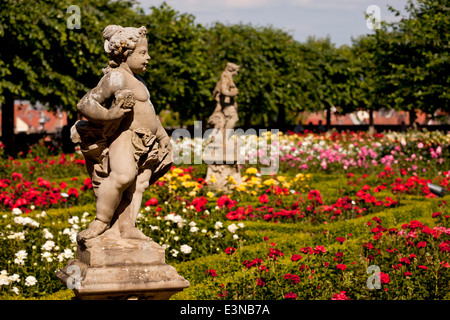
[0,130,449,299]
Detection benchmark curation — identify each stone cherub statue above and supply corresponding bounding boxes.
[204,62,242,192]
[208,62,240,136]
[71,25,172,244]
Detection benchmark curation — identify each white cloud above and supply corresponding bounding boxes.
[140,0,275,12]
[223,0,273,9]
[288,0,361,10]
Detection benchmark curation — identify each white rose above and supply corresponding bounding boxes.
[190,226,199,233]
[180,244,192,254]
[227,223,238,234]
[12,208,22,215]
[25,276,37,286]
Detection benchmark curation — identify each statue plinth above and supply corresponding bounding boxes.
[205,62,242,193]
[56,228,190,300]
[203,136,242,193]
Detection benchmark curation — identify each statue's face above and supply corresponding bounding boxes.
[126,37,150,74]
[229,68,238,76]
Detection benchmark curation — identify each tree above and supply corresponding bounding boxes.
[0,0,142,156]
[141,3,214,125]
[349,35,381,132]
[204,23,308,128]
[300,37,355,130]
[369,0,449,125]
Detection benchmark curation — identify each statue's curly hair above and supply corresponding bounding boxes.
[102,25,147,73]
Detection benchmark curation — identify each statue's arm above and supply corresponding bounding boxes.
[219,74,238,97]
[77,72,131,122]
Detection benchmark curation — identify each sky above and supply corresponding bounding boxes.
[137,0,411,46]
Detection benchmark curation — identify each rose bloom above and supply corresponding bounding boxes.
[205,269,217,277]
[417,241,427,248]
[291,254,303,262]
[331,291,349,300]
[256,278,265,287]
[145,197,158,206]
[283,274,300,284]
[218,290,229,298]
[314,245,326,254]
[336,264,347,271]
[399,257,411,265]
[404,271,412,277]
[336,237,346,244]
[379,272,390,284]
[284,292,297,300]
[418,265,428,271]
[225,247,236,255]
[180,244,192,254]
[258,193,269,204]
[432,212,442,218]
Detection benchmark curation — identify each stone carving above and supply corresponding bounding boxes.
[57,25,189,299]
[71,25,173,243]
[204,63,242,192]
[208,62,240,135]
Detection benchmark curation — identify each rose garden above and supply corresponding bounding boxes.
[0,0,448,304]
[1,129,449,300]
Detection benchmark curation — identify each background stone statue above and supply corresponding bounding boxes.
[204,62,242,192]
[208,62,240,136]
[71,25,172,243]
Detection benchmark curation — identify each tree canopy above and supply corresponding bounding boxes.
[1,0,448,155]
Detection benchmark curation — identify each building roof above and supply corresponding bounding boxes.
[0,101,68,135]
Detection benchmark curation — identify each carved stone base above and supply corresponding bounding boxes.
[55,228,190,300]
[205,163,242,193]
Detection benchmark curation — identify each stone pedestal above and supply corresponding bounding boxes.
[56,228,190,300]
[205,163,242,193]
[203,135,242,193]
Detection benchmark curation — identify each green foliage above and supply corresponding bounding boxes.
[2,0,447,142]
[361,0,449,116]
[0,0,143,112]
[300,38,356,120]
[142,3,214,122]
[169,194,449,300]
[204,23,309,127]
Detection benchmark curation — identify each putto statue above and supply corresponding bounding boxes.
[71,25,172,243]
[204,62,242,192]
[208,62,240,136]
[59,25,188,300]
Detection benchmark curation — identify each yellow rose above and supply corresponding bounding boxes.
[228,176,237,184]
[263,178,277,186]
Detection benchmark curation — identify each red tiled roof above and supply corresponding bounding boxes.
[0,101,68,135]
[301,109,436,126]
